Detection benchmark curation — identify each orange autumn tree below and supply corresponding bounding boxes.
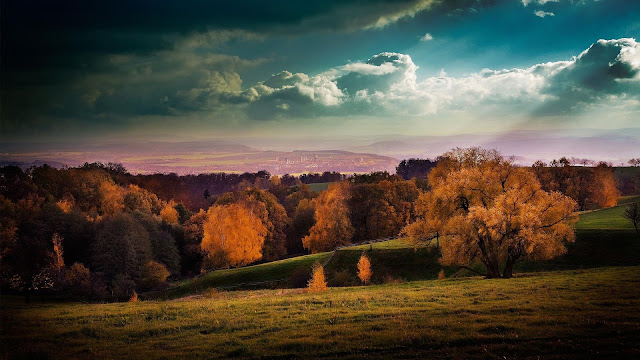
[201,203,267,269]
[357,253,372,284]
[160,203,179,225]
[307,262,327,292]
[302,183,354,253]
[404,148,577,279]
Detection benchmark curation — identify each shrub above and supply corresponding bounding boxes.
[289,266,311,288]
[438,269,446,280]
[65,262,91,297]
[139,261,170,290]
[383,275,403,285]
[330,269,355,287]
[357,253,372,285]
[129,291,139,302]
[203,288,226,299]
[307,262,327,292]
[111,273,136,301]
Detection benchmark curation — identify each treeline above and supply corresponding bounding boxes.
[0,155,634,301]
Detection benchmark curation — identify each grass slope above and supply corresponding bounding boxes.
[2,266,639,359]
[156,198,640,299]
[576,195,638,230]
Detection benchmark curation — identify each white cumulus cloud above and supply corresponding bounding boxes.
[534,10,555,17]
[420,33,434,41]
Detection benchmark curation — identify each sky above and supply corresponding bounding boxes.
[1,0,639,161]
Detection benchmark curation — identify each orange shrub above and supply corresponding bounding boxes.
[307,262,327,292]
[357,253,372,285]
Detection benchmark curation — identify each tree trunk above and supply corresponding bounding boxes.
[502,259,515,279]
[485,260,501,279]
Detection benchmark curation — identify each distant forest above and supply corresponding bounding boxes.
[1,156,638,301]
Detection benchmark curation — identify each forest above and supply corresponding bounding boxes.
[1,148,636,302]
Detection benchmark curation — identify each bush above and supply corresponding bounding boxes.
[357,253,372,285]
[139,261,170,291]
[438,269,446,280]
[65,262,91,297]
[203,288,227,299]
[111,274,136,301]
[289,266,311,288]
[307,262,327,292]
[329,269,355,287]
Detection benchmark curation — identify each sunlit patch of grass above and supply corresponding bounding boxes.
[575,195,639,230]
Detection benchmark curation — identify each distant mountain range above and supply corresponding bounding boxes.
[1,128,638,174]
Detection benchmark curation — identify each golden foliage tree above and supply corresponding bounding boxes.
[592,163,619,208]
[307,262,327,292]
[404,148,577,279]
[302,183,354,253]
[99,181,124,215]
[201,203,267,269]
[160,203,179,224]
[357,253,372,284]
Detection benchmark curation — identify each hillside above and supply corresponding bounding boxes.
[153,196,640,299]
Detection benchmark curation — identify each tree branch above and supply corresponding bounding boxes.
[458,266,486,277]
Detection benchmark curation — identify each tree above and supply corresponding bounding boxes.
[201,203,267,269]
[302,183,354,253]
[404,148,577,279]
[591,163,619,208]
[51,233,65,271]
[91,213,152,284]
[307,262,327,292]
[532,159,618,211]
[287,199,316,254]
[215,188,289,261]
[624,201,640,236]
[357,253,372,284]
[139,260,170,290]
[110,273,136,301]
[160,203,179,224]
[65,262,91,297]
[396,159,438,180]
[182,210,207,274]
[99,181,125,215]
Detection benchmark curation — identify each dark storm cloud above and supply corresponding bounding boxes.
[538,38,640,115]
[2,0,478,134]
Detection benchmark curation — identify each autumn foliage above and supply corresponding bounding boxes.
[302,183,354,253]
[307,262,327,292]
[357,253,372,284]
[404,148,578,279]
[532,159,619,210]
[201,203,267,269]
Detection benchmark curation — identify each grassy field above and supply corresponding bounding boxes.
[2,266,639,359]
[576,195,638,230]
[2,197,639,359]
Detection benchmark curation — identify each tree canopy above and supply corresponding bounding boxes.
[201,203,267,269]
[404,148,577,278]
